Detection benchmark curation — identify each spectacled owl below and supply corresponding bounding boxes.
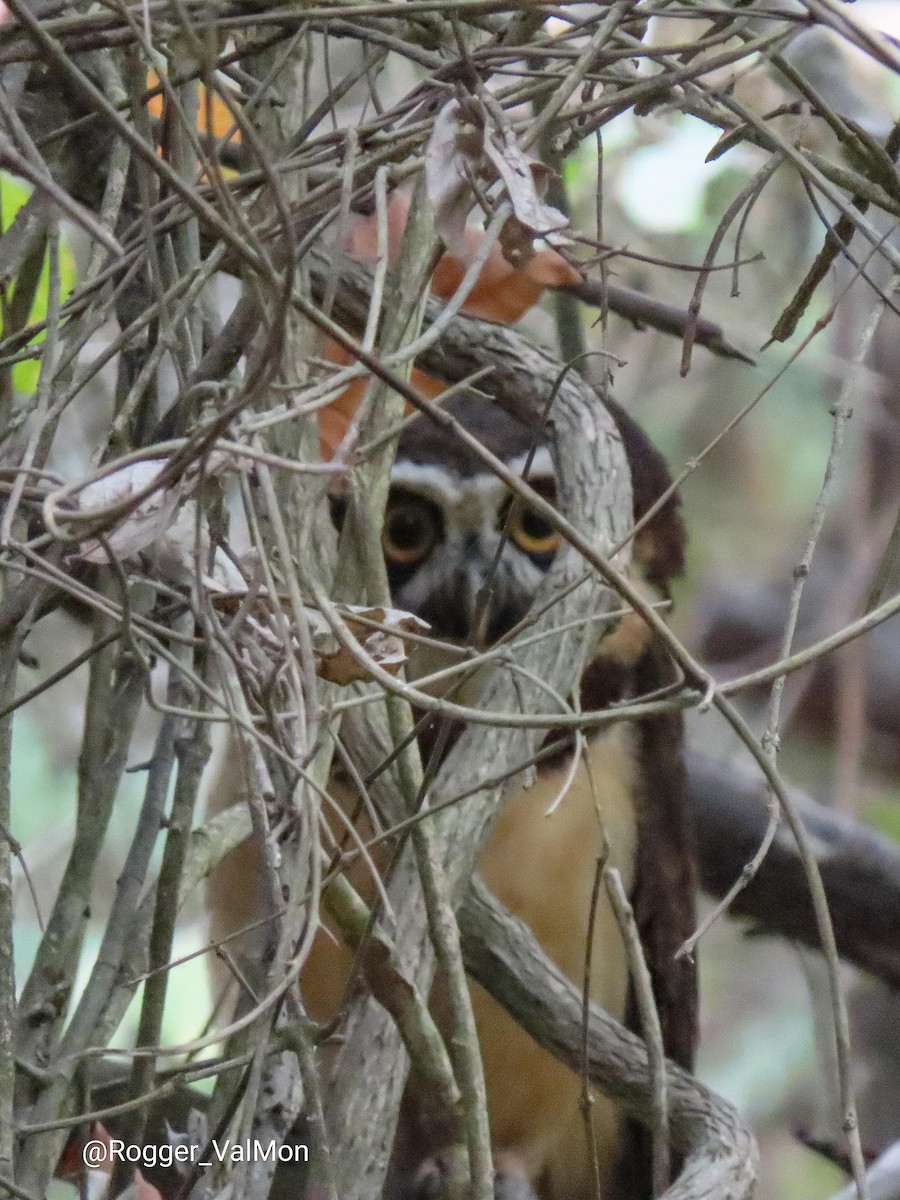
[207,390,697,1200]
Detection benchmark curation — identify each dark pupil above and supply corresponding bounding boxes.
[389,507,429,551]
[521,508,554,541]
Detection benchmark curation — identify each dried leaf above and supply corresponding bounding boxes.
[498,214,540,270]
[342,604,430,639]
[57,1122,123,1200]
[425,98,486,256]
[323,189,581,453]
[314,606,428,684]
[207,582,428,684]
[57,1122,113,1183]
[341,189,582,332]
[315,633,398,684]
[483,135,567,240]
[425,99,568,267]
[74,456,230,567]
[77,460,165,511]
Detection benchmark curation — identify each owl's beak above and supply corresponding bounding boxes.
[462,552,494,649]
[407,551,496,702]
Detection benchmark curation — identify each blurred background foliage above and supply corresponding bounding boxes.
[545,12,900,1192]
[7,4,900,1195]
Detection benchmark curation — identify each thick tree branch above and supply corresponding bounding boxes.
[459,877,758,1200]
[316,253,636,1197]
[686,746,900,988]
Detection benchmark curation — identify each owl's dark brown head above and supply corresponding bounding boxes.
[366,391,685,645]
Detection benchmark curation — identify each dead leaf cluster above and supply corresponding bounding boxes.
[209,583,429,685]
[425,97,568,267]
[68,455,232,573]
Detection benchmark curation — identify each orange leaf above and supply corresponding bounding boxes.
[145,71,242,145]
[318,344,446,459]
[318,190,583,454]
[57,1121,113,1182]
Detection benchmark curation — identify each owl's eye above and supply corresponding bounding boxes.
[507,502,561,557]
[500,477,561,559]
[383,494,441,565]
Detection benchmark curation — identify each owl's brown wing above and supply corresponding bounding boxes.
[600,392,698,1065]
[629,638,699,1072]
[597,401,698,1195]
[611,639,699,1200]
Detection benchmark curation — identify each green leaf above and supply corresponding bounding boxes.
[0,173,77,394]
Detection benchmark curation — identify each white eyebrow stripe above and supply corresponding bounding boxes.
[389,461,468,506]
[507,446,554,480]
[390,445,556,506]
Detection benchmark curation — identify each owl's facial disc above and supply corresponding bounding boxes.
[381,451,558,645]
